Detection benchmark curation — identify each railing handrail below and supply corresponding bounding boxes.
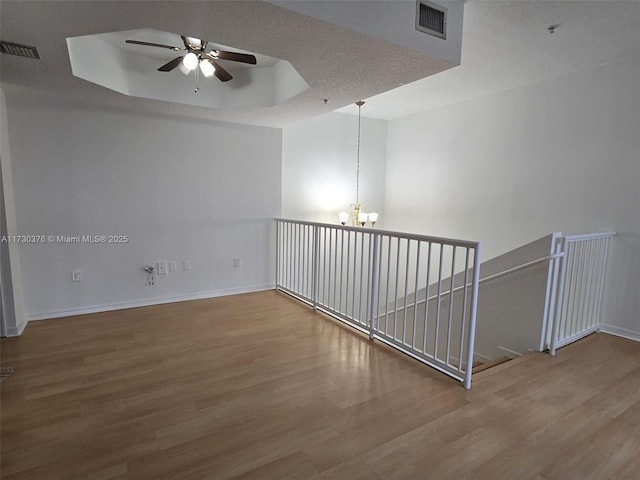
[473,252,565,288]
[564,232,616,242]
[379,252,565,317]
[275,218,480,249]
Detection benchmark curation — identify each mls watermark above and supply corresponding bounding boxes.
[1,235,129,244]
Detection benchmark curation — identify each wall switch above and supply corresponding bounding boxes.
[157,261,167,275]
[169,261,177,273]
[183,260,191,271]
[72,270,81,282]
[233,257,241,268]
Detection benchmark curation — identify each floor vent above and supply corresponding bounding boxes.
[0,367,14,383]
[415,1,447,40]
[0,41,40,59]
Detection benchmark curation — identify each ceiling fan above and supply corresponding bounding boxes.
[125,35,257,83]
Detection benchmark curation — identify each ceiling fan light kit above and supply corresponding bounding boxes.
[125,34,257,87]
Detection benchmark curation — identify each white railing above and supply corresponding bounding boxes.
[276,219,481,389]
[545,232,615,355]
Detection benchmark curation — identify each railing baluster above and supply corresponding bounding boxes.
[446,246,456,366]
[346,231,352,318]
[564,242,577,338]
[384,235,392,335]
[312,225,320,309]
[327,227,333,309]
[576,240,586,334]
[275,220,280,287]
[351,232,358,322]
[296,225,302,292]
[422,242,432,355]
[464,244,481,390]
[412,242,421,349]
[586,238,601,330]
[393,237,400,340]
[401,239,411,345]
[550,237,569,355]
[594,237,610,327]
[304,225,309,298]
[339,229,345,315]
[335,228,339,311]
[369,233,381,339]
[458,248,470,372]
[358,233,367,324]
[581,239,593,332]
[289,222,293,291]
[434,245,444,360]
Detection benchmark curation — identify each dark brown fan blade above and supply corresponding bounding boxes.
[126,40,181,51]
[214,50,257,65]
[210,59,233,82]
[158,56,184,72]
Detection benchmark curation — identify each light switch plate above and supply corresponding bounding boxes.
[157,261,167,275]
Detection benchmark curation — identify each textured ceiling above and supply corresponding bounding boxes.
[1,1,638,127]
[0,0,456,127]
[340,0,640,119]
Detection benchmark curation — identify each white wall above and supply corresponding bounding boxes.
[282,112,387,225]
[384,55,640,337]
[4,90,282,320]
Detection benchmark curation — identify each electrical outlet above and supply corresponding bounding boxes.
[71,270,81,282]
[169,261,177,273]
[183,260,191,271]
[233,257,241,268]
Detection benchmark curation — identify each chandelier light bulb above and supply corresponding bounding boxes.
[199,59,215,77]
[182,52,198,70]
[368,212,378,227]
[338,212,349,225]
[358,212,368,226]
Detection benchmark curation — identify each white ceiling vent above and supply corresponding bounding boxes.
[415,1,447,40]
[0,41,40,59]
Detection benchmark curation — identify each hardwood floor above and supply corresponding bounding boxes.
[1,290,639,479]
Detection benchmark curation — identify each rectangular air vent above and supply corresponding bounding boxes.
[0,41,40,59]
[415,1,447,40]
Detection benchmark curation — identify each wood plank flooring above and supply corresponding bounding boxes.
[1,290,639,479]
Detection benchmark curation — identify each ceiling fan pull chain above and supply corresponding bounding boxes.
[194,66,200,93]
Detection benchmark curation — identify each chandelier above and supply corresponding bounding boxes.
[339,101,378,227]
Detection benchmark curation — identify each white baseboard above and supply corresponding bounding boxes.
[497,346,524,359]
[600,324,640,342]
[26,284,275,322]
[473,352,493,363]
[5,318,27,337]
